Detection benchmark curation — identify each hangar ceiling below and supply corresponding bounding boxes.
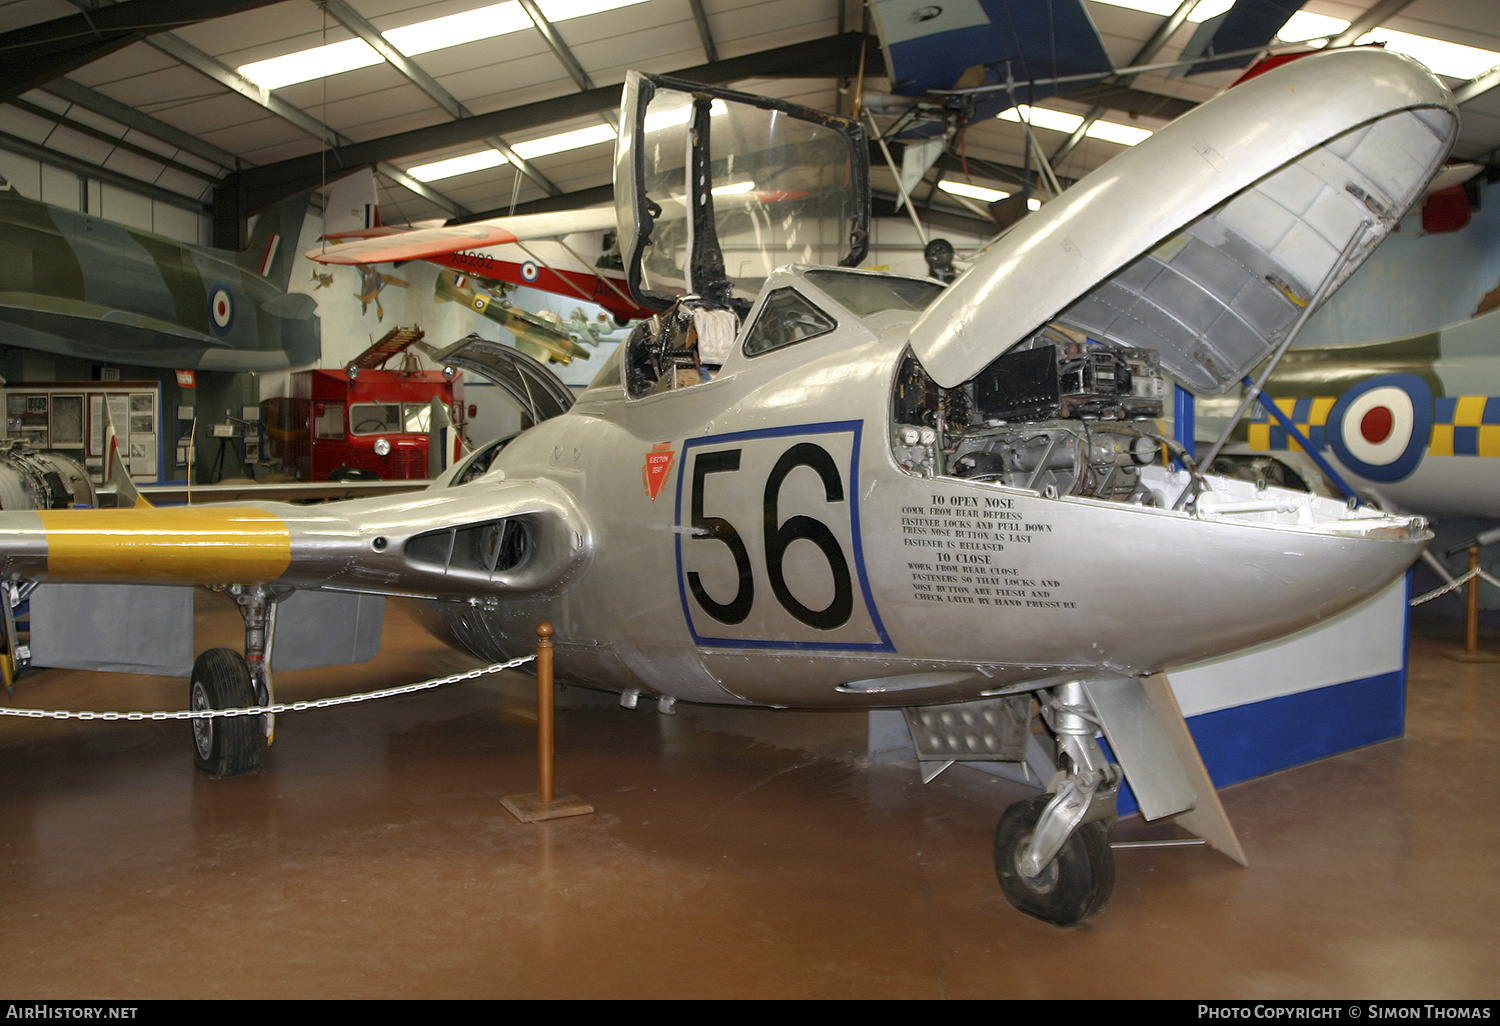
[1,0,1499,247]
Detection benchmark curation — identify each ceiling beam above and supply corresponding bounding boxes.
[1328,0,1416,48]
[1053,82,1196,122]
[871,193,994,237]
[216,32,881,221]
[0,126,208,213]
[146,32,343,149]
[135,24,470,245]
[1455,62,1500,106]
[0,0,287,103]
[518,0,594,92]
[37,76,243,173]
[688,0,719,64]
[322,0,560,197]
[8,96,219,183]
[1050,0,1198,166]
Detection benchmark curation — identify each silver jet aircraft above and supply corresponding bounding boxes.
[0,48,1456,926]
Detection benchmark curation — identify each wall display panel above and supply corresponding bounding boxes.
[6,382,162,483]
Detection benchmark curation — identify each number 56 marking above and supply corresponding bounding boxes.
[674,423,892,651]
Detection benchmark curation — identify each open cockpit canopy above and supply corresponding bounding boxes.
[614,71,870,315]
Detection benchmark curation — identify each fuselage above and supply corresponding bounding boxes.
[0,183,318,371]
[422,266,1430,708]
[1197,309,1500,520]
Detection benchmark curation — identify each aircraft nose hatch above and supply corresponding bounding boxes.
[907,48,1458,394]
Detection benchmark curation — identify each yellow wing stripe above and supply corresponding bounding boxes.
[36,507,291,584]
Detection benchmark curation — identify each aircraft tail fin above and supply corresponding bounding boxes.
[103,406,150,509]
[324,168,382,235]
[238,194,313,292]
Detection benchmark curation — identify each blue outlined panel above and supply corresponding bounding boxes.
[674,421,893,652]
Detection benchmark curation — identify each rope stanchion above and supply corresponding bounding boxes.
[502,623,594,823]
[1442,545,1499,663]
[0,656,535,722]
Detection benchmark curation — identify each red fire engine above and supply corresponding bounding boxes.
[266,327,465,481]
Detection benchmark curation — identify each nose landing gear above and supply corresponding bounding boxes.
[992,680,1121,927]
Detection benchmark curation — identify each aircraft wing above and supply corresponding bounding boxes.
[0,479,591,600]
[305,206,618,267]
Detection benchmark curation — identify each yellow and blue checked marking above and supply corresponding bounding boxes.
[1249,395,1500,457]
[1429,396,1500,457]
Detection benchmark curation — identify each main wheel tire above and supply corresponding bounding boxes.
[189,648,261,777]
[994,794,1114,927]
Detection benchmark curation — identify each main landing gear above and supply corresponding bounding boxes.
[190,585,284,777]
[190,647,259,776]
[991,681,1120,927]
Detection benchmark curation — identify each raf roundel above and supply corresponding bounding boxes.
[209,283,234,335]
[1326,373,1433,483]
[520,261,540,283]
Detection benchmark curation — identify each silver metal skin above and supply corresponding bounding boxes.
[0,48,1458,924]
[909,48,1457,395]
[409,271,1431,709]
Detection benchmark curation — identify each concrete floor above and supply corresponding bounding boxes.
[0,597,1495,1000]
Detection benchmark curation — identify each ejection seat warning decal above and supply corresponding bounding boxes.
[644,442,675,501]
[675,422,893,651]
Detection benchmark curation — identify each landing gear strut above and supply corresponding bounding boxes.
[189,585,284,777]
[992,681,1120,926]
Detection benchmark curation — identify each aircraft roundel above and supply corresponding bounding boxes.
[209,283,234,335]
[521,261,540,282]
[1326,373,1432,482]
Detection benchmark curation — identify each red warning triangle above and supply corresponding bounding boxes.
[643,443,675,502]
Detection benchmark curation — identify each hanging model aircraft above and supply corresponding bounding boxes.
[433,269,595,365]
[305,179,650,322]
[354,265,408,322]
[0,49,1457,927]
[0,177,319,371]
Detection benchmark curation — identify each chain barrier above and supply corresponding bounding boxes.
[1410,566,1500,607]
[0,655,534,722]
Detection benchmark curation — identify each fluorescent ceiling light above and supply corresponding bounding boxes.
[385,2,531,57]
[1356,28,1500,80]
[1275,12,1348,45]
[538,0,655,19]
[409,121,619,181]
[1085,119,1152,145]
[939,180,1010,203]
[408,149,508,182]
[998,104,1084,134]
[1088,0,1233,22]
[712,181,756,196]
[512,123,617,160]
[643,98,729,134]
[239,37,381,89]
[999,105,1152,146]
[1095,4,1500,82]
[239,0,656,89]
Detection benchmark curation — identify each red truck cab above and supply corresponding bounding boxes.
[281,367,464,480]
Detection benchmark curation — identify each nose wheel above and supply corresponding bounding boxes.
[993,794,1114,927]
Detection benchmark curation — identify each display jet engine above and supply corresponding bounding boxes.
[0,49,1456,926]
